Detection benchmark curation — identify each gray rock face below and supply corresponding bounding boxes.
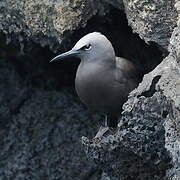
[0,0,177,52]
[123,0,177,49]
[0,59,102,180]
[169,26,180,62]
[0,0,112,52]
[0,0,179,180]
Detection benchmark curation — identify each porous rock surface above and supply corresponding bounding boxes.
[0,0,114,52]
[0,0,177,51]
[123,0,177,49]
[0,59,101,180]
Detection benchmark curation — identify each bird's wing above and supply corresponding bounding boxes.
[114,57,140,87]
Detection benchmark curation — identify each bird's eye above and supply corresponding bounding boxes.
[80,44,92,51]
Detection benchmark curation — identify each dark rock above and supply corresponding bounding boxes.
[1,0,177,52]
[0,0,179,180]
[0,59,102,180]
[123,0,177,50]
[0,0,115,52]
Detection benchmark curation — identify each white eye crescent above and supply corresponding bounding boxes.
[80,44,92,51]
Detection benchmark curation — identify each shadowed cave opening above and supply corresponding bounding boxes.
[0,8,164,110]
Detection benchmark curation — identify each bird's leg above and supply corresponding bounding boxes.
[94,114,109,138]
[104,115,108,127]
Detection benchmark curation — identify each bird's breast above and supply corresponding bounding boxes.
[75,62,124,114]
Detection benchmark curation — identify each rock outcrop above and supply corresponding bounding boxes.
[123,0,177,49]
[0,0,179,180]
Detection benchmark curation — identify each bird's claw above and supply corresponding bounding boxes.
[94,126,117,138]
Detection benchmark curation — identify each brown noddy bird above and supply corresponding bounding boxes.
[50,32,139,135]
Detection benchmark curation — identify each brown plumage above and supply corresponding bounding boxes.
[50,32,139,128]
[75,56,138,115]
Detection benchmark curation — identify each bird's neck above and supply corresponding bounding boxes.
[80,56,116,75]
[96,54,116,69]
[81,51,116,69]
[99,47,116,67]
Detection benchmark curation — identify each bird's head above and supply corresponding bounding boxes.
[50,32,116,63]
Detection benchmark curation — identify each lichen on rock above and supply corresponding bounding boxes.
[123,0,177,49]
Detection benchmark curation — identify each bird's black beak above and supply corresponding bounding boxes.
[50,49,78,63]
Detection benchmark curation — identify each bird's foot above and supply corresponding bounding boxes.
[94,126,117,138]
